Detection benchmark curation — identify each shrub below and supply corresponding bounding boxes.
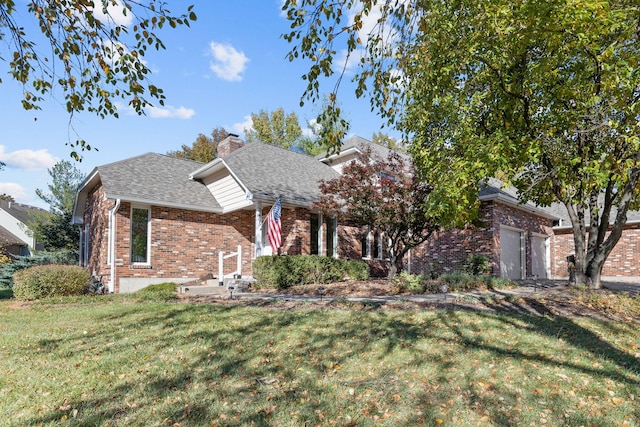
[392,272,426,294]
[463,254,491,275]
[135,283,178,301]
[421,273,517,294]
[345,260,369,280]
[0,250,78,288]
[253,255,369,290]
[13,264,90,301]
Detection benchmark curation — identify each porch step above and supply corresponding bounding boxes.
[179,276,255,295]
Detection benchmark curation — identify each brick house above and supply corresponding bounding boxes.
[72,135,638,293]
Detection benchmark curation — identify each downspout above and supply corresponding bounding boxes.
[109,199,121,293]
[78,226,84,267]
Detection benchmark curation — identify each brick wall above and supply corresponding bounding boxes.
[551,223,640,279]
[85,185,110,280]
[405,202,554,278]
[83,183,257,292]
[280,207,312,256]
[113,202,254,292]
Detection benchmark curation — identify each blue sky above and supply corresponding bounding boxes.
[0,1,394,208]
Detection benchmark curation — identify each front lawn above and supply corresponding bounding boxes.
[1,295,638,426]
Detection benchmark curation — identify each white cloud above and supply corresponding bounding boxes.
[146,105,196,119]
[113,102,195,119]
[93,0,134,26]
[0,183,30,202]
[303,118,321,138]
[232,115,254,135]
[208,42,249,82]
[0,146,58,171]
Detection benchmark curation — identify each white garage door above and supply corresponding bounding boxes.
[531,234,548,279]
[500,227,523,280]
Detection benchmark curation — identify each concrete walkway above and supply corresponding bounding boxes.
[182,279,640,303]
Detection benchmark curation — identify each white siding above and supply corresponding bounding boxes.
[203,169,247,210]
[0,209,35,247]
[326,152,359,174]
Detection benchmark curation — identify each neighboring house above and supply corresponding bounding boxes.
[72,134,639,293]
[0,200,46,256]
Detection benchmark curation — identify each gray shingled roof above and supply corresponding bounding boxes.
[223,142,340,205]
[317,135,410,162]
[0,199,47,224]
[0,225,26,246]
[542,201,640,226]
[97,153,221,210]
[479,178,640,225]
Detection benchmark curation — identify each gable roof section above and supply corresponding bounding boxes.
[74,153,222,223]
[193,142,340,206]
[0,199,47,224]
[0,225,27,246]
[317,135,410,164]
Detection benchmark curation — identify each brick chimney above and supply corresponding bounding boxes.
[217,133,245,158]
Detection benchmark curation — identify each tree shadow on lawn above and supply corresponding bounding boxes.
[21,302,640,426]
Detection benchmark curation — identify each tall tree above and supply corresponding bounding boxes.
[0,1,197,159]
[245,108,302,149]
[167,126,228,163]
[284,0,640,288]
[372,132,405,153]
[314,147,437,277]
[0,194,15,202]
[28,160,85,251]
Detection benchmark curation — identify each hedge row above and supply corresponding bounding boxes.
[13,265,91,301]
[0,250,78,288]
[253,255,369,290]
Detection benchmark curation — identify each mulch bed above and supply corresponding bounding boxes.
[180,280,640,321]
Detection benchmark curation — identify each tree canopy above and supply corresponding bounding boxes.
[314,146,437,277]
[245,108,303,149]
[0,0,196,158]
[284,0,640,288]
[167,126,228,163]
[28,160,85,251]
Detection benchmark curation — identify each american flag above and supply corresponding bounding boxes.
[266,198,282,250]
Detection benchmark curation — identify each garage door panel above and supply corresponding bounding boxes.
[500,227,523,280]
[531,235,548,278]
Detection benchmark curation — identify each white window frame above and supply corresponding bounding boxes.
[310,213,323,255]
[130,205,151,265]
[361,226,372,260]
[326,216,338,258]
[373,229,384,260]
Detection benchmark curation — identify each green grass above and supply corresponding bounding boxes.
[1,296,639,426]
